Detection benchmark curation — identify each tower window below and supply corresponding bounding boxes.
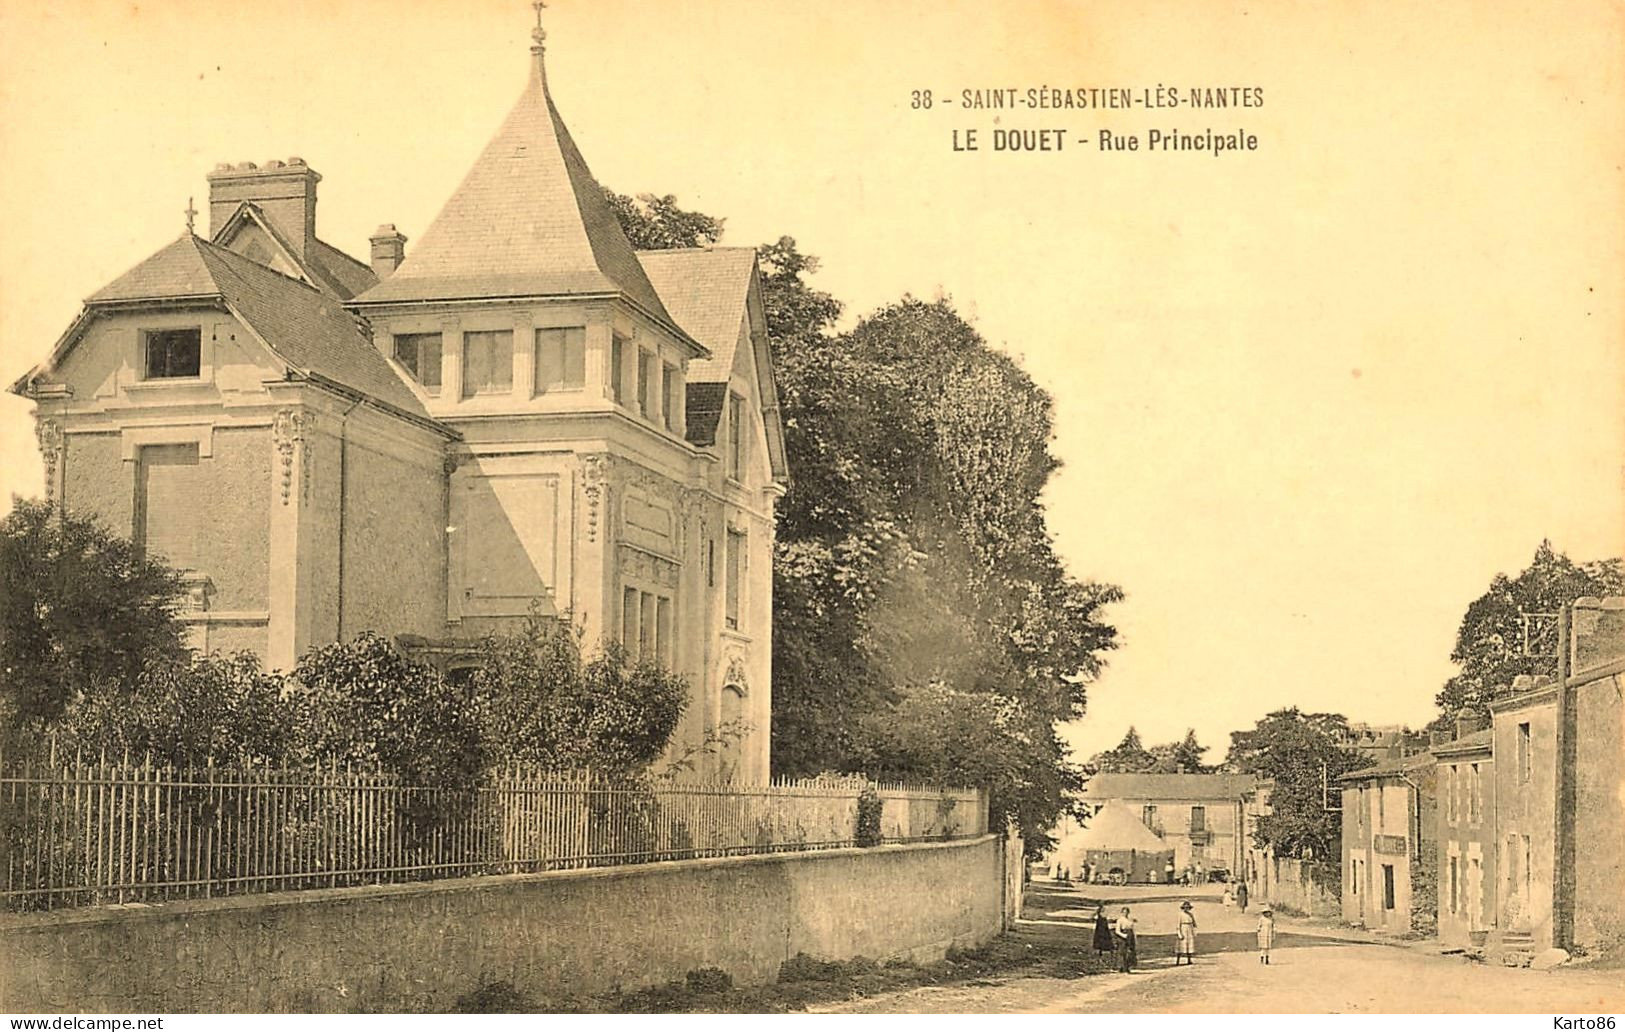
[144,328,201,379]
[462,330,514,397]
[534,327,585,393]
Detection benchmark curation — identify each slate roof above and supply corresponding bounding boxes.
[637,248,757,383]
[84,233,428,418]
[636,248,759,448]
[1339,750,1437,782]
[356,59,679,340]
[210,202,379,301]
[1081,773,1259,801]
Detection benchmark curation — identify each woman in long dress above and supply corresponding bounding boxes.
[1113,907,1138,972]
[1257,906,1276,965]
[1092,904,1114,955]
[1175,901,1198,965]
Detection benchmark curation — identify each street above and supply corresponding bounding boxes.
[816,881,1625,1014]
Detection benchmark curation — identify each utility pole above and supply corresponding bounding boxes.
[1552,605,1573,950]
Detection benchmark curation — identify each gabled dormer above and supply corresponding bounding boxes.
[207,159,379,300]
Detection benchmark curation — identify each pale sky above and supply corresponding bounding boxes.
[2,0,1621,762]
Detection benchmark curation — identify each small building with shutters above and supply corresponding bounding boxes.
[1078,772,1256,881]
[1338,751,1437,933]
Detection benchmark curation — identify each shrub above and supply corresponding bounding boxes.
[855,783,883,846]
[684,967,734,993]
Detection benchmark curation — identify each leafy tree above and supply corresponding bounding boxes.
[1225,708,1364,861]
[607,195,1124,850]
[602,190,723,251]
[1090,727,1155,773]
[0,499,189,751]
[1435,541,1624,724]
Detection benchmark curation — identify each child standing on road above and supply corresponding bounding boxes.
[1256,906,1276,965]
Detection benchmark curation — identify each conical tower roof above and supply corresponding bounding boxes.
[356,35,677,333]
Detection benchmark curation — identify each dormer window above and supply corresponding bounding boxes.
[393,332,443,392]
[144,328,201,379]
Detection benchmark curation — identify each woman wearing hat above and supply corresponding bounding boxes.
[1256,906,1277,965]
[1175,901,1198,965]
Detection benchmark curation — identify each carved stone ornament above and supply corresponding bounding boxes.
[34,419,64,504]
[271,408,314,505]
[618,546,681,589]
[723,655,749,694]
[580,453,609,542]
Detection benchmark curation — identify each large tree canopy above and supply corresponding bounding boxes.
[609,192,1124,849]
[0,498,189,748]
[1224,708,1363,861]
[1434,541,1624,725]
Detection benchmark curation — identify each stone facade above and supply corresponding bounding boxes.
[9,35,786,781]
[1078,773,1256,880]
[1339,753,1436,933]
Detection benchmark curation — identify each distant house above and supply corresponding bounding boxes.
[1338,751,1437,933]
[1079,773,1256,880]
[1337,723,1431,765]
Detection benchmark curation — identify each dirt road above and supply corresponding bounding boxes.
[816,882,1625,1014]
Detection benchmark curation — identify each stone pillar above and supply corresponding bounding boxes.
[266,405,315,670]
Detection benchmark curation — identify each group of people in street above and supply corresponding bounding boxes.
[1089,899,1277,972]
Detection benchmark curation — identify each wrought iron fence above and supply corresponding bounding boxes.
[0,752,986,912]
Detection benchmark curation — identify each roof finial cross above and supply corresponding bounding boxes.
[531,0,547,51]
[184,197,198,234]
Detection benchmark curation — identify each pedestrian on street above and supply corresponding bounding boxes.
[1236,881,1250,913]
[1175,901,1198,965]
[1164,859,1175,884]
[1256,906,1276,965]
[1113,907,1139,973]
[1222,886,1235,912]
[1092,904,1114,956]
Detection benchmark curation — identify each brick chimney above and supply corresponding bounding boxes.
[1453,707,1485,740]
[369,224,408,278]
[207,158,321,258]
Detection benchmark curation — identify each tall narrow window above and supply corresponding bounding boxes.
[727,392,745,479]
[622,587,640,658]
[1469,763,1481,823]
[144,328,202,379]
[725,529,744,630]
[1189,806,1206,833]
[610,334,627,405]
[636,349,653,418]
[1382,864,1396,910]
[136,443,202,568]
[1141,805,1157,830]
[662,363,679,432]
[657,597,673,666]
[1445,766,1456,824]
[534,327,585,394]
[639,591,656,660]
[462,330,513,398]
[393,332,443,391]
[1517,722,1531,784]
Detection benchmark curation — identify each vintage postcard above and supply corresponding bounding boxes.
[1,0,1621,1017]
